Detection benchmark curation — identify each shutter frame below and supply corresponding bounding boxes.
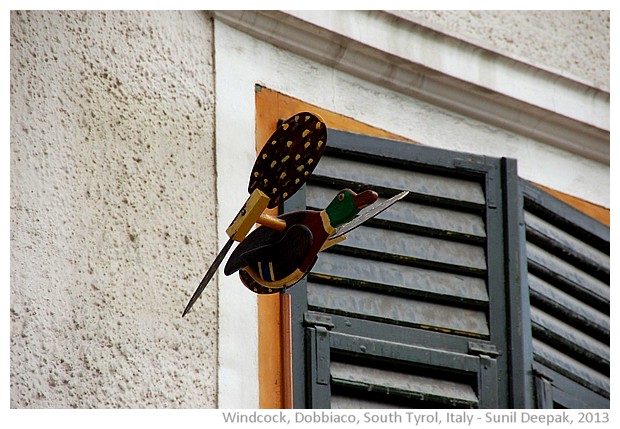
[288,129,521,408]
[522,180,610,408]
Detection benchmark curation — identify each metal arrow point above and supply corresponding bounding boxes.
[182,238,235,317]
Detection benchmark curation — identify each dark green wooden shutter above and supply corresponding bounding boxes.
[285,129,530,409]
[522,182,610,408]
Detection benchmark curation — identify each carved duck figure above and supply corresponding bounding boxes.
[224,188,378,294]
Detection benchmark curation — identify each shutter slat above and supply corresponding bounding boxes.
[312,252,489,305]
[532,339,610,398]
[341,225,487,272]
[530,307,609,371]
[331,394,409,409]
[528,274,609,340]
[331,361,479,408]
[525,211,609,280]
[313,156,485,206]
[527,243,609,305]
[308,282,490,338]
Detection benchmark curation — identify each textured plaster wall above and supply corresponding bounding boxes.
[10,11,218,407]
[396,10,610,91]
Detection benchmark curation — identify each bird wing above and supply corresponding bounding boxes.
[224,211,310,275]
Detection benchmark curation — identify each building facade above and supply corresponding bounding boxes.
[10,10,609,408]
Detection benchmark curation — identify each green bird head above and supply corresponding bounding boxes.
[324,189,378,228]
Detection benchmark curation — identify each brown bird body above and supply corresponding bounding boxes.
[224,189,378,294]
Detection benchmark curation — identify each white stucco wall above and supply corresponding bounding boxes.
[10,10,218,408]
[394,10,610,91]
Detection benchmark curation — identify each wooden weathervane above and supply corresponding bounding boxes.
[182,112,408,316]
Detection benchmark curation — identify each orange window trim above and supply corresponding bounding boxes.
[536,183,609,226]
[254,86,411,408]
[254,86,609,408]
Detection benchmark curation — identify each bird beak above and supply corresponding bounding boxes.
[354,190,379,209]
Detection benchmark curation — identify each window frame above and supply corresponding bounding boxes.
[254,88,608,409]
